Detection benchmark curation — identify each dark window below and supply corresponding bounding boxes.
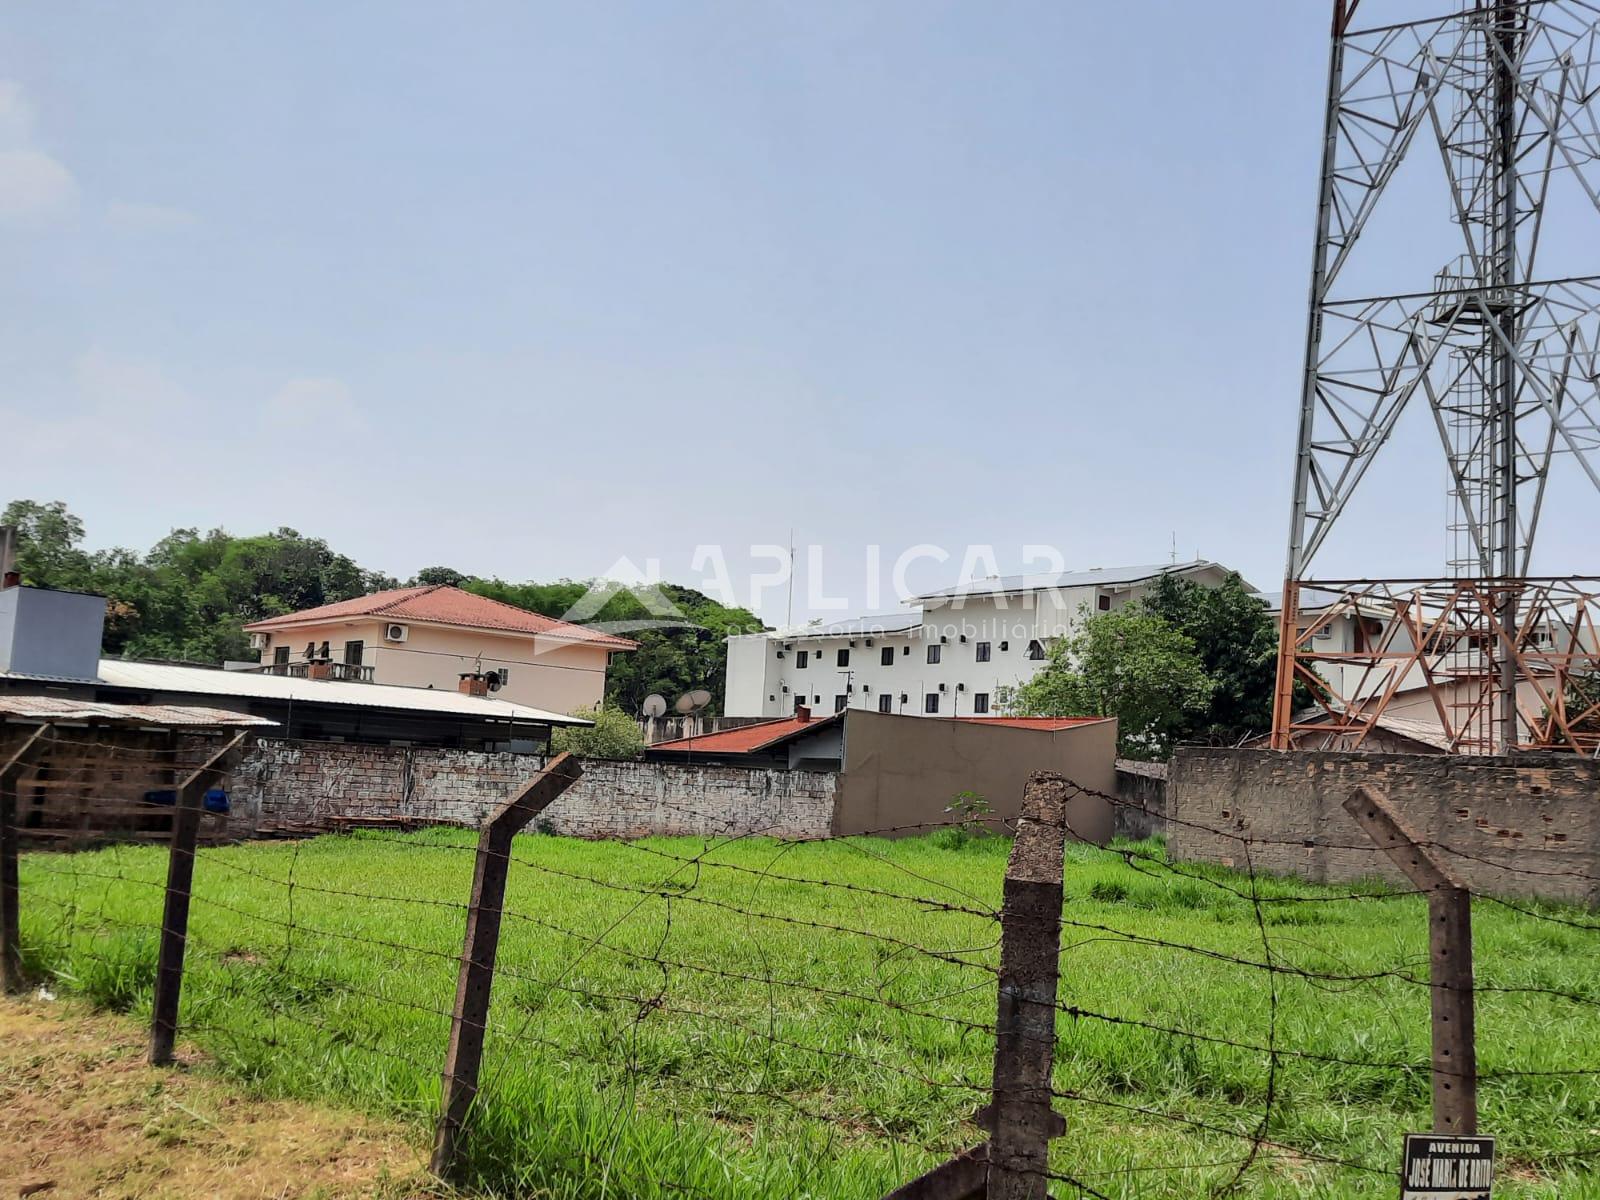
[1000,641,1009,651]
[926,644,941,664]
[836,648,849,667]
[924,692,940,714]
[1026,639,1046,661]
[273,645,289,665]
[795,649,808,668]
[903,645,911,656]
[973,692,990,714]
[877,693,893,713]
[880,646,894,666]
[794,696,806,712]
[813,694,821,704]
[1097,593,1111,611]
[344,640,364,666]
[834,694,848,713]
[975,641,991,663]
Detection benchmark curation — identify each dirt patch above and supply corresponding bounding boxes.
[0,996,439,1200]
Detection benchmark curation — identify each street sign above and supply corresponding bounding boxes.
[1401,1135,1494,1199]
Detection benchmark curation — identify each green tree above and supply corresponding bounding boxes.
[551,705,646,760]
[411,566,467,586]
[2,499,93,588]
[1141,571,1279,745]
[1008,606,1213,760]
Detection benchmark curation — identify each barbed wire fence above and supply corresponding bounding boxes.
[4,723,1600,1197]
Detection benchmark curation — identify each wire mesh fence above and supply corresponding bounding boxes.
[5,726,1600,1198]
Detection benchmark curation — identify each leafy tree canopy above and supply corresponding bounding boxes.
[551,705,647,760]
[1140,571,1279,746]
[1006,605,1214,760]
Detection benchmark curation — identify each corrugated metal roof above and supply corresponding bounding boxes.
[916,561,1248,602]
[82,659,587,726]
[764,612,924,641]
[650,712,844,754]
[0,694,277,728]
[948,716,1112,731]
[242,584,638,649]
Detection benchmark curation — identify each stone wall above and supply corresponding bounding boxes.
[230,738,837,841]
[1169,747,1600,905]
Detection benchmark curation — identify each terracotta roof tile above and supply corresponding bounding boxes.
[242,584,637,650]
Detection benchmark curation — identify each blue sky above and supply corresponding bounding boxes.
[3,1,1593,623]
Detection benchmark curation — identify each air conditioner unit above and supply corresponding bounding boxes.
[249,632,269,651]
[384,623,409,643]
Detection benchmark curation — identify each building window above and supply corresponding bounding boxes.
[1000,641,1009,651]
[836,648,850,667]
[926,644,942,664]
[1026,639,1046,660]
[1097,594,1111,611]
[273,645,289,665]
[880,646,894,667]
[973,692,990,714]
[1313,624,1332,640]
[344,640,364,665]
[975,641,991,663]
[813,694,821,704]
[834,694,848,713]
[794,696,806,713]
[796,649,809,668]
[903,645,911,655]
[924,692,940,714]
[878,693,893,713]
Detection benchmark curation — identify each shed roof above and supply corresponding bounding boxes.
[0,659,588,726]
[0,694,278,728]
[242,584,638,650]
[649,712,844,755]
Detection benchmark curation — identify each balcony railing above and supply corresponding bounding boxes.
[260,660,375,683]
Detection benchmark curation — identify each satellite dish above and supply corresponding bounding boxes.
[485,673,502,693]
[688,689,712,709]
[642,694,668,718]
[673,693,695,714]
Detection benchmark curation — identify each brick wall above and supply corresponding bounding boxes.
[1168,747,1600,905]
[231,739,837,840]
[1113,758,1168,841]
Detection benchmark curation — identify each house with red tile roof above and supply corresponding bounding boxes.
[243,584,635,716]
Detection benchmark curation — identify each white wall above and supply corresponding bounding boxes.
[723,575,1182,719]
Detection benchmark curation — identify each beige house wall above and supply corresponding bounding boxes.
[833,710,1117,841]
[255,618,612,715]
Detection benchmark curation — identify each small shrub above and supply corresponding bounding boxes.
[551,705,645,760]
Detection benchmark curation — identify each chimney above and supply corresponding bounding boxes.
[0,526,17,590]
[459,672,489,697]
[794,704,810,723]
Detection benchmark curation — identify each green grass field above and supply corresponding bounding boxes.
[15,828,1600,1199]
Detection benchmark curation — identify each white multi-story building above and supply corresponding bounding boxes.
[724,561,1246,720]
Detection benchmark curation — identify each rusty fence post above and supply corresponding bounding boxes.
[431,752,583,1181]
[1342,785,1477,1135]
[149,732,249,1066]
[1,722,54,993]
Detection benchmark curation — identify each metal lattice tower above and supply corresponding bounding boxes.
[1277,0,1600,752]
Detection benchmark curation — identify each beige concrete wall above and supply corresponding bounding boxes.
[1168,747,1600,905]
[256,618,611,714]
[833,711,1117,841]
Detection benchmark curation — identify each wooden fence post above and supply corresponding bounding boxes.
[0,722,54,994]
[1342,785,1477,1135]
[149,732,248,1066]
[431,752,584,1181]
